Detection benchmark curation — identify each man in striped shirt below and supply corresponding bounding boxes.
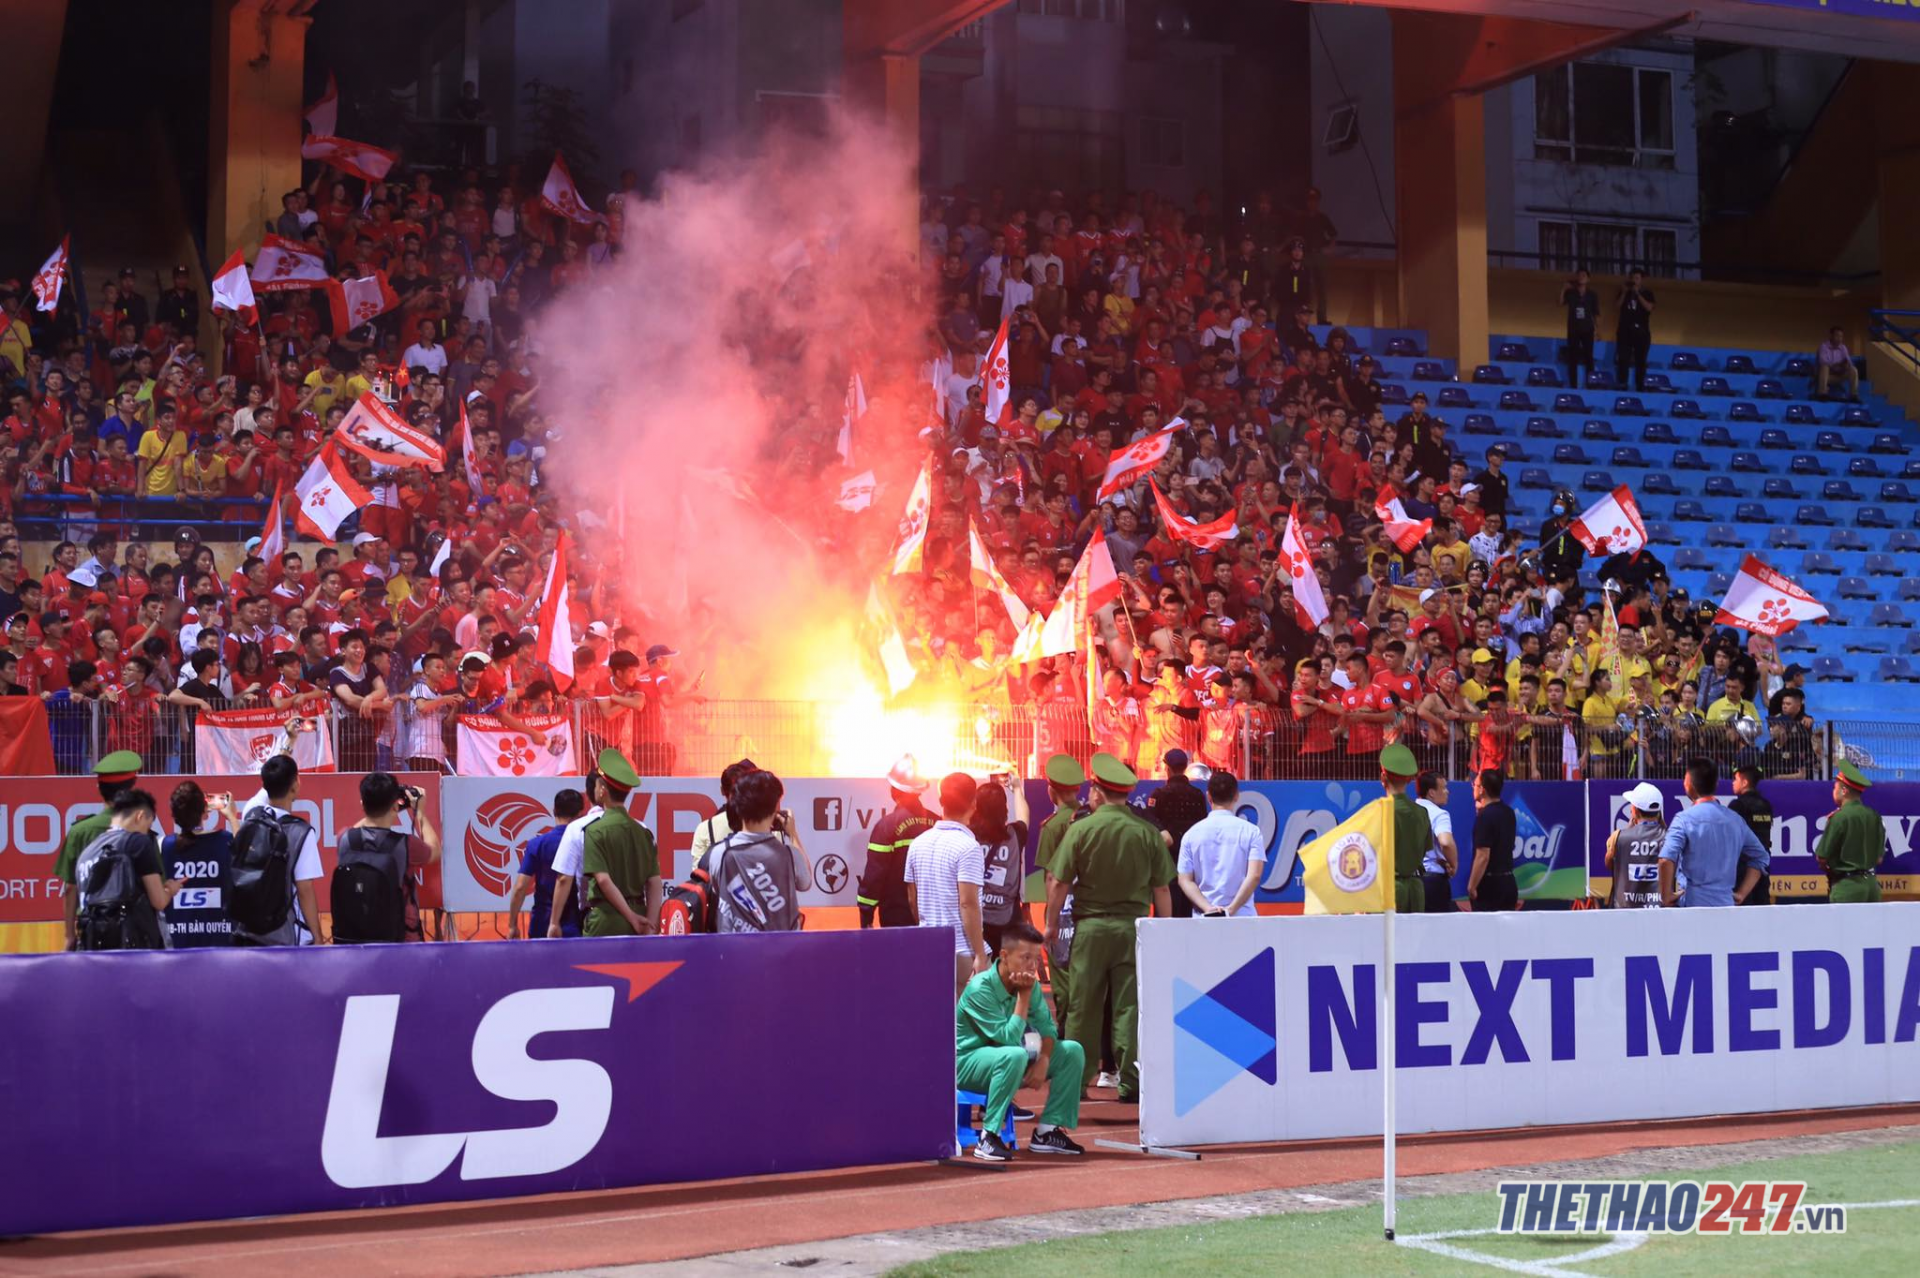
[905,772,990,999]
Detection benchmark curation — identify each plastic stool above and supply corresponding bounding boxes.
[955,1089,1019,1151]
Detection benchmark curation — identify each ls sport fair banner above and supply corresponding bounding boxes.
[0,772,441,924]
[0,928,956,1234]
[1136,905,1920,1149]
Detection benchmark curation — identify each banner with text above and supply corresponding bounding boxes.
[1138,906,1920,1149]
[0,928,955,1234]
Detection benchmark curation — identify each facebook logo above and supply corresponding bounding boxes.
[813,798,844,831]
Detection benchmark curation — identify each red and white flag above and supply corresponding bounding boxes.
[326,270,400,332]
[1024,526,1122,659]
[209,248,257,323]
[459,399,485,497]
[456,713,578,777]
[540,153,606,225]
[533,530,576,692]
[1149,478,1239,551]
[1570,484,1647,557]
[1096,419,1186,502]
[1280,507,1329,628]
[1714,555,1830,636]
[294,444,371,542]
[838,371,867,465]
[300,134,397,182]
[195,707,336,775]
[891,459,933,575]
[980,315,1013,430]
[968,518,1032,629]
[258,480,287,565]
[305,72,338,138]
[835,470,877,512]
[251,234,329,293]
[31,237,69,313]
[335,392,447,471]
[1374,484,1433,553]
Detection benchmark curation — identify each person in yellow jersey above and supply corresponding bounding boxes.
[1381,743,1432,913]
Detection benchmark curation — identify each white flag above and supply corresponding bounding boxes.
[865,582,917,696]
[1570,484,1648,558]
[336,392,446,471]
[1280,507,1329,628]
[209,248,256,319]
[258,480,286,566]
[456,713,579,777]
[980,314,1012,430]
[890,460,933,575]
[968,518,1031,629]
[836,470,877,512]
[460,399,485,497]
[31,238,69,314]
[300,134,396,181]
[195,707,337,775]
[838,371,867,465]
[251,234,329,293]
[540,153,605,225]
[1096,420,1185,501]
[1033,527,1122,658]
[1373,484,1433,553]
[294,445,371,542]
[534,530,576,691]
[1714,555,1830,636]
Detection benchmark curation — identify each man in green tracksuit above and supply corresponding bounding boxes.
[1382,743,1432,914]
[955,919,1085,1161]
[54,751,143,951]
[1036,753,1085,1028]
[1817,760,1886,903]
[581,749,663,936]
[1046,752,1171,1102]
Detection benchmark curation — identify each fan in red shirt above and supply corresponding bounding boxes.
[1370,640,1425,706]
[1339,653,1392,761]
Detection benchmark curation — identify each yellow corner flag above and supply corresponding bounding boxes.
[1302,798,1397,915]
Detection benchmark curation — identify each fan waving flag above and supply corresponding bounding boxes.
[1570,484,1647,557]
[209,248,257,323]
[459,400,485,498]
[1096,419,1186,501]
[1715,555,1830,636]
[258,480,287,566]
[1374,484,1433,553]
[300,134,397,181]
[196,708,337,775]
[326,270,401,332]
[251,234,329,293]
[835,470,877,512]
[891,459,933,575]
[968,519,1032,629]
[336,392,447,471]
[31,237,69,313]
[541,154,606,225]
[305,72,338,137]
[457,714,578,777]
[1149,478,1238,551]
[1031,526,1121,658]
[533,530,576,692]
[1280,507,1329,628]
[294,444,371,542]
[1302,799,1396,914]
[980,315,1013,431]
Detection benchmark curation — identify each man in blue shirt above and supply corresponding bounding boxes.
[1659,756,1769,908]
[507,789,587,939]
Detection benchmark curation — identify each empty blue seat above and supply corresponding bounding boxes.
[1706,523,1742,548]
[1585,369,1620,391]
[1578,569,1605,594]
[1645,472,1682,495]
[1838,576,1876,600]
[1520,467,1553,490]
[1672,449,1709,471]
[1646,520,1679,545]
[1890,530,1920,553]
[1674,499,1709,522]
[1816,430,1848,452]
[1902,578,1920,602]
[1553,443,1592,465]
[1866,552,1901,575]
[1802,551,1840,574]
[1413,360,1449,382]
[1700,424,1735,447]
[1611,445,1647,468]
[1670,351,1704,371]
[1674,547,1712,569]
[1844,633,1888,655]
[1497,341,1534,361]
[1764,478,1801,500]
[1905,632,1920,655]
[1811,656,1853,683]
[1851,459,1883,480]
[1437,386,1473,408]
[1463,412,1497,436]
[1728,402,1763,422]
[1641,421,1678,444]
[1499,389,1535,411]
[1724,354,1758,375]
[1708,571,1735,597]
[1872,433,1909,455]
[1471,364,1509,385]
[1611,395,1647,417]
[1730,452,1764,473]
[1906,459,1920,479]
[1755,378,1789,400]
[1581,469,1612,492]
[1878,656,1920,682]
[1704,476,1741,498]
[1386,337,1422,357]
[1785,354,1814,378]
[1380,383,1409,405]
[1791,454,1826,475]
[1798,504,1836,527]
[1735,502,1768,524]
[1581,419,1617,441]
[1525,367,1562,388]
[1860,507,1898,530]
[1671,398,1705,419]
[1553,393,1588,414]
[1768,526,1808,551]
[1525,416,1564,438]
[1831,530,1869,554]
[1885,481,1918,503]
[1840,405,1877,427]
[1644,372,1675,393]
[1785,404,1818,425]
[1824,480,1862,502]
[1700,375,1733,396]
[1757,428,1791,450]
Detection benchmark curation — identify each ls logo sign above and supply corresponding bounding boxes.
[321,986,617,1189]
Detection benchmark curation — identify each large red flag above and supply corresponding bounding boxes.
[1280,507,1329,628]
[1373,484,1433,553]
[540,154,606,225]
[533,530,577,692]
[325,271,401,332]
[1149,478,1238,551]
[1569,484,1647,558]
[301,134,397,181]
[294,444,372,542]
[1096,420,1185,502]
[1714,555,1830,636]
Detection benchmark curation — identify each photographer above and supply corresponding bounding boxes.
[333,772,440,944]
[711,769,814,934]
[1614,268,1656,391]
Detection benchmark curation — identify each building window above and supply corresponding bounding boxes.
[1642,229,1678,277]
[1538,219,1680,275]
[1534,62,1676,170]
[1538,221,1575,274]
[1140,117,1184,169]
[1015,105,1123,198]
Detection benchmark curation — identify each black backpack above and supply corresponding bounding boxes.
[76,830,162,952]
[229,808,297,936]
[331,827,408,944]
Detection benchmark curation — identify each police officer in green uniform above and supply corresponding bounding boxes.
[1046,752,1172,1101]
[1382,744,1431,913]
[1817,760,1886,903]
[581,748,664,936]
[1036,754,1086,1028]
[55,751,143,950]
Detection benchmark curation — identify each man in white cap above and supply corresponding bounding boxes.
[1606,781,1666,909]
[857,755,937,928]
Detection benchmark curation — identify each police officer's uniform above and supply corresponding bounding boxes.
[1818,761,1886,903]
[55,751,143,948]
[1382,744,1430,913]
[580,749,662,937]
[1037,754,1085,1028]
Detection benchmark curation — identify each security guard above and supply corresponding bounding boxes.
[1036,753,1086,1027]
[1381,743,1431,913]
[55,750,143,951]
[1144,748,1208,918]
[1816,760,1886,903]
[581,749,664,936]
[857,755,937,927]
[1046,752,1173,1101]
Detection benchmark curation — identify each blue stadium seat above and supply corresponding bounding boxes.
[1791,454,1825,475]
[1497,341,1534,361]
[1905,459,1920,480]
[1844,633,1888,655]
[1500,389,1536,411]
[1816,434,1850,456]
[1611,395,1647,417]
[1768,526,1808,551]
[1525,367,1562,388]
[1674,499,1709,522]
[1763,477,1802,500]
[1878,656,1920,682]
[1671,398,1705,419]
[1582,469,1613,492]
[1907,632,1920,656]
[1413,360,1448,381]
[1865,552,1901,576]
[1785,404,1818,425]
[1860,507,1898,530]
[1643,372,1675,393]
[1757,428,1791,450]
[1841,405,1877,427]
[1722,354,1757,376]
[1812,656,1853,682]
[1730,452,1764,473]
[1902,578,1920,602]
[1708,571,1736,597]
[1674,547,1712,569]
[1471,364,1509,385]
[1873,433,1909,455]
[1798,504,1836,527]
[1381,383,1409,405]
[1699,375,1733,397]
[1387,337,1423,357]
[1704,476,1741,498]
[1553,393,1589,414]
[1611,445,1648,468]
[1646,520,1680,545]
[1706,523,1742,548]
[1670,351,1704,372]
[1463,412,1498,436]
[1553,443,1592,465]
[1850,457,1884,478]
[1728,402,1763,423]
[1784,354,1814,378]
[1754,378,1789,400]
[1642,421,1678,444]
[1645,472,1682,495]
[1525,416,1564,439]
[1830,527,1869,551]
[1883,481,1917,503]
[1672,449,1709,471]
[1581,419,1617,441]
[1520,467,1553,490]
[1824,480,1863,502]
[1890,529,1920,553]
[1586,369,1620,391]
[1735,502,1768,524]
[1801,551,1840,574]
[1779,627,1820,655]
[1838,576,1876,600]
[1437,386,1473,409]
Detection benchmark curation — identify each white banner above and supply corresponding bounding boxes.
[438,775,953,913]
[193,709,336,774]
[454,714,577,777]
[1137,906,1920,1149]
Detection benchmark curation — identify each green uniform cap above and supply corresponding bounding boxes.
[1838,759,1872,792]
[1089,751,1138,793]
[1380,743,1419,779]
[597,747,642,791]
[1044,754,1086,787]
[93,750,143,781]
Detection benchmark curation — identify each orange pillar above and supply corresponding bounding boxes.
[209,0,311,266]
[1873,61,1920,312]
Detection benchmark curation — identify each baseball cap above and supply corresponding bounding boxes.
[1783,663,1808,680]
[1164,748,1190,773]
[585,621,612,639]
[1418,588,1438,603]
[352,532,380,546]
[1625,782,1664,812]
[459,651,491,671]
[645,644,678,662]
[1471,647,1495,663]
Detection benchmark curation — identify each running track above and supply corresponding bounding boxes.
[6,1102,1917,1276]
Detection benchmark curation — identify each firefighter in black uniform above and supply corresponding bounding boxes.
[1144,748,1209,918]
[857,755,938,927]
